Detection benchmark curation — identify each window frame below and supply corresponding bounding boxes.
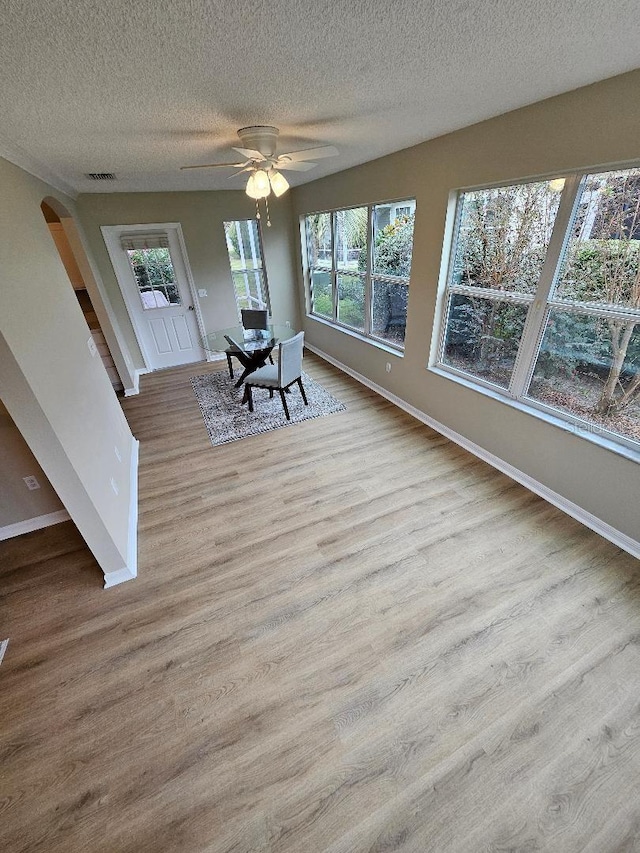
[433,169,640,455]
[302,198,416,352]
[223,218,271,318]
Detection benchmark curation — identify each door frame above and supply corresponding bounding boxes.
[101,222,207,371]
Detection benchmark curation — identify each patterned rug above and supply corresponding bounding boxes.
[191,370,346,446]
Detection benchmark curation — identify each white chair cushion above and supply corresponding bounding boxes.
[246,364,279,387]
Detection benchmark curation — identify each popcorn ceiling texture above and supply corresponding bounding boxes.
[1,0,639,194]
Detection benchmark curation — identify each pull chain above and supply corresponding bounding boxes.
[253,197,271,226]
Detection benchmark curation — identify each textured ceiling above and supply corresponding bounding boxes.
[1,0,639,195]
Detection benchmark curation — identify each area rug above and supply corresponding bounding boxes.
[191,370,346,446]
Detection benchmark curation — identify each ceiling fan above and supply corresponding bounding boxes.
[181,126,338,205]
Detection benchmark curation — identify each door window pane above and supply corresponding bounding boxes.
[528,308,640,442]
[337,273,365,330]
[127,247,180,310]
[554,168,640,310]
[442,293,528,388]
[451,180,563,294]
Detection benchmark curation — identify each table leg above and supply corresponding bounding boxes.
[234,347,275,388]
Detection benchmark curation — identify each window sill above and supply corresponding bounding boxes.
[428,364,640,464]
[305,314,405,358]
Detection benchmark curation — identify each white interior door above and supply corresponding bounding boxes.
[103,225,205,371]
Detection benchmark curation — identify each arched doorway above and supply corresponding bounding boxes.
[41,199,123,391]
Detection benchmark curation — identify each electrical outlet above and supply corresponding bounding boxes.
[385,362,392,373]
[198,289,207,298]
[87,336,98,357]
[285,321,291,328]
[23,476,40,490]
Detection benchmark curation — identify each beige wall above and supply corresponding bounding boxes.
[290,70,640,544]
[76,190,301,370]
[0,400,64,528]
[0,157,136,580]
[47,222,85,288]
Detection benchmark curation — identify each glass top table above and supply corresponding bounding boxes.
[201,324,296,354]
[201,324,297,387]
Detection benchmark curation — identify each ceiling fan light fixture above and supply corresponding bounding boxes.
[245,172,267,199]
[269,170,289,197]
[245,173,259,198]
[253,169,270,197]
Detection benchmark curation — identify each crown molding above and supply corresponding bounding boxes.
[0,133,78,199]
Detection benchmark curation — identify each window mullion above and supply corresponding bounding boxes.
[450,284,534,305]
[547,298,640,322]
[364,205,373,336]
[509,174,583,398]
[331,211,338,323]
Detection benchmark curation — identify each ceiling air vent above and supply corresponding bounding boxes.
[85,172,116,181]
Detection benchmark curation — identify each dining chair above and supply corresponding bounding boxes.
[226,308,273,378]
[244,331,307,421]
[241,308,268,329]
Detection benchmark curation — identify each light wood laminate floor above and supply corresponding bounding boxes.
[1,354,639,852]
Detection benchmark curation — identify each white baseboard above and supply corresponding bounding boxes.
[103,438,139,588]
[103,566,136,588]
[124,368,151,397]
[0,509,70,541]
[306,343,640,561]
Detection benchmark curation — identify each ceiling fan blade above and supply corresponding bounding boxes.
[276,161,317,172]
[228,167,253,178]
[232,147,266,160]
[278,145,339,163]
[180,162,246,170]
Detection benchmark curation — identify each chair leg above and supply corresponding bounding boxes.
[297,377,308,406]
[269,389,274,398]
[268,354,274,365]
[279,389,290,420]
[226,353,234,379]
[246,384,254,412]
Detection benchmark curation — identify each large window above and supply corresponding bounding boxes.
[437,168,640,449]
[224,220,270,315]
[303,200,416,349]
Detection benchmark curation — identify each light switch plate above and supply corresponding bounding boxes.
[87,336,98,357]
